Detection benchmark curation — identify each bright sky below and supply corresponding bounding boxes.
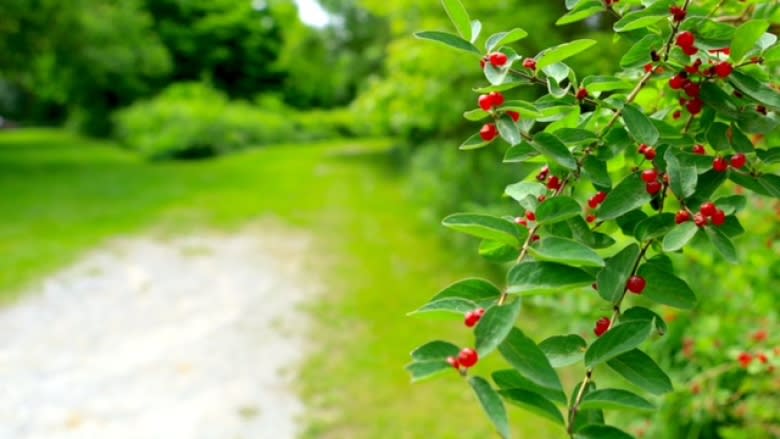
[293,0,331,28]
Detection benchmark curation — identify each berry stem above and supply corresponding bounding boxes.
[567,369,593,436]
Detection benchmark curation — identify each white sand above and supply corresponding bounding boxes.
[0,228,314,439]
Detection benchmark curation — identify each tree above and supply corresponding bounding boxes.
[407,0,780,437]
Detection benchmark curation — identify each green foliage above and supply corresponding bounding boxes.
[114,83,359,159]
[407,1,780,437]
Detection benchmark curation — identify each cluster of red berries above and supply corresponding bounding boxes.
[594,317,611,337]
[713,153,746,173]
[586,191,607,223]
[675,31,698,56]
[476,91,520,142]
[641,168,663,196]
[738,351,770,368]
[480,52,508,69]
[669,5,686,22]
[478,91,504,111]
[464,308,485,327]
[676,201,726,227]
[535,165,563,192]
[447,348,479,370]
[637,144,657,160]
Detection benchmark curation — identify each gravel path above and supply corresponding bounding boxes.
[0,228,314,439]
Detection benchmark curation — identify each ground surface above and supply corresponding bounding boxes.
[0,229,313,439]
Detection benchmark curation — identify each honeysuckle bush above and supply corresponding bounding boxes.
[406,1,780,438]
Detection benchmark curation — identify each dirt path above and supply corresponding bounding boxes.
[0,227,315,439]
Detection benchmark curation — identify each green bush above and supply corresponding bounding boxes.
[114,83,361,159]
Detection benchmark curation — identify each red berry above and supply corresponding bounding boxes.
[758,353,769,364]
[693,213,707,227]
[638,144,648,154]
[526,211,536,221]
[627,275,646,294]
[576,87,588,101]
[480,123,498,141]
[646,180,662,195]
[713,156,728,172]
[447,356,460,369]
[594,191,607,204]
[753,330,768,343]
[490,92,505,107]
[730,153,747,169]
[514,217,528,227]
[644,147,657,160]
[458,348,479,368]
[682,44,698,56]
[700,202,717,217]
[738,352,753,368]
[507,111,520,122]
[675,210,691,224]
[586,214,596,223]
[464,310,482,328]
[711,209,726,226]
[683,81,701,97]
[478,94,493,111]
[642,169,659,183]
[489,52,508,68]
[714,62,733,78]
[644,63,654,73]
[547,176,561,191]
[522,58,537,70]
[692,144,706,155]
[685,59,702,74]
[686,98,703,115]
[594,317,611,337]
[669,75,687,90]
[673,110,682,120]
[670,6,686,22]
[676,32,695,48]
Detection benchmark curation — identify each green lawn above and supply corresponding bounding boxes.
[0,129,563,438]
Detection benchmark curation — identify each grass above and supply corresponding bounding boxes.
[0,129,564,438]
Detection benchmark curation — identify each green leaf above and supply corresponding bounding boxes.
[411,340,460,361]
[503,142,539,163]
[499,328,563,391]
[759,174,780,198]
[620,34,663,69]
[492,370,567,404]
[463,108,490,121]
[582,75,633,92]
[757,148,780,164]
[414,31,481,56]
[607,349,673,395]
[476,300,523,356]
[505,182,547,203]
[579,388,655,412]
[622,306,667,335]
[707,123,731,151]
[637,263,697,310]
[574,424,633,439]
[429,278,503,303]
[497,114,522,146]
[556,1,604,25]
[554,128,598,146]
[622,104,659,145]
[634,213,675,242]
[687,169,728,207]
[662,222,699,252]
[596,244,639,303]
[499,389,565,426]
[596,173,652,220]
[536,39,597,70]
[507,261,594,295]
[731,19,769,61]
[470,376,511,439]
[730,70,780,109]
[460,132,491,150]
[585,320,653,367]
[532,132,577,169]
[714,195,747,215]
[486,28,529,51]
[665,148,697,198]
[583,156,612,189]
[529,237,605,267]
[412,297,478,316]
[613,10,666,32]
[501,100,542,119]
[441,0,472,42]
[406,340,460,382]
[470,19,482,44]
[730,124,755,154]
[539,334,587,368]
[479,240,520,263]
[443,213,525,247]
[706,226,738,263]
[535,197,582,225]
